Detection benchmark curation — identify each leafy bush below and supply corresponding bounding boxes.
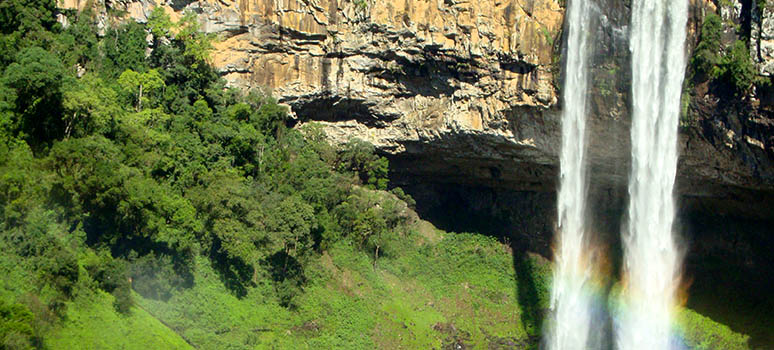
[718,40,757,95]
[691,13,722,79]
[37,245,78,298]
[691,13,759,96]
[335,188,410,260]
[390,187,416,208]
[112,286,134,314]
[83,251,133,313]
[677,308,750,350]
[338,138,389,190]
[265,251,306,308]
[0,300,35,350]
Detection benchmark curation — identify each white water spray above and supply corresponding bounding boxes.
[547,0,594,349]
[618,0,688,349]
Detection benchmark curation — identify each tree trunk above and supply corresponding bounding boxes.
[137,83,143,112]
[65,112,77,138]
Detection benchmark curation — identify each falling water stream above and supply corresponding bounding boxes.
[617,0,688,349]
[547,0,594,349]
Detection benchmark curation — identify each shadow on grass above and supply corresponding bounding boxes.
[511,246,550,348]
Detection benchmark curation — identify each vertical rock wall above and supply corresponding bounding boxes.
[57,0,774,219]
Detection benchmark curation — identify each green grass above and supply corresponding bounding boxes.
[677,308,750,350]
[609,284,753,350]
[131,229,538,349]
[128,225,754,350]
[10,220,751,350]
[136,256,294,349]
[45,291,192,350]
[379,232,534,344]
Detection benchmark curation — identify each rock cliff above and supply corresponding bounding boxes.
[58,0,774,220]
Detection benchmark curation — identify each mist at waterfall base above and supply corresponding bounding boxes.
[547,0,690,348]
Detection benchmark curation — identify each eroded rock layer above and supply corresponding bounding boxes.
[58,0,774,219]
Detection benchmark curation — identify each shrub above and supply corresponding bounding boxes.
[335,188,409,260]
[265,251,306,308]
[691,13,722,79]
[390,187,416,208]
[718,40,757,96]
[38,244,79,298]
[691,13,758,96]
[338,138,389,190]
[112,285,134,314]
[0,300,35,350]
[84,252,134,313]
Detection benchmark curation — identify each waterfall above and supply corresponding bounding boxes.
[617,0,688,349]
[546,0,594,349]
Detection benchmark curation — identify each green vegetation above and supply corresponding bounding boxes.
[755,0,769,12]
[541,26,555,47]
[677,309,750,350]
[717,41,758,96]
[0,300,37,349]
[691,12,763,96]
[0,2,759,349]
[691,13,723,80]
[134,232,548,349]
[0,3,407,348]
[45,291,192,350]
[353,0,369,10]
[608,285,753,350]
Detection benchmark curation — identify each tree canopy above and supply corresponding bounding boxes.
[0,5,411,344]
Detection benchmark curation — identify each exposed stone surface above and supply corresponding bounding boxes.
[55,2,774,320]
[752,1,774,75]
[58,0,774,219]
[200,0,564,171]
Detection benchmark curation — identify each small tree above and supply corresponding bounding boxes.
[335,189,408,262]
[62,74,122,137]
[177,11,214,66]
[267,195,315,264]
[718,40,757,96]
[338,138,389,190]
[118,69,165,111]
[691,13,722,79]
[147,7,174,39]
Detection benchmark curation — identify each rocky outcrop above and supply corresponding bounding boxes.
[681,0,774,219]
[58,0,774,220]
[198,0,564,171]
[752,1,774,75]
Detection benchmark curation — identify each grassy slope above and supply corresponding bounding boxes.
[678,308,750,350]
[0,245,192,349]
[133,221,751,350]
[45,291,193,350]
[137,229,536,349]
[1,219,751,349]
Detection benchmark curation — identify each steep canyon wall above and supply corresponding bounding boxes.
[58,0,774,221]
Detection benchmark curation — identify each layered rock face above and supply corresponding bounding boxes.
[681,0,774,220]
[752,1,774,76]
[59,0,774,220]
[60,0,565,183]
[198,0,567,199]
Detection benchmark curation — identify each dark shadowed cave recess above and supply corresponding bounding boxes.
[387,164,774,347]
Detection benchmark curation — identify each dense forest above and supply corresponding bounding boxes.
[0,0,420,346]
[0,0,761,349]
